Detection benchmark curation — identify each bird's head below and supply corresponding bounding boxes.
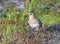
[29,13,35,19]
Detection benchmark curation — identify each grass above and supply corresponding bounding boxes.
[0,0,60,44]
[0,9,60,44]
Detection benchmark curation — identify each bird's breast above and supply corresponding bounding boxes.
[28,19,39,27]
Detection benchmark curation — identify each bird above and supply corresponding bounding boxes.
[28,12,42,31]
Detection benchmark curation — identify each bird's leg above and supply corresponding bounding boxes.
[33,28,39,35]
[34,27,39,31]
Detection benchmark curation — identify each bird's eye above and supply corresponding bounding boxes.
[30,13,32,15]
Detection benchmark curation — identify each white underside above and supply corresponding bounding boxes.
[30,23,39,28]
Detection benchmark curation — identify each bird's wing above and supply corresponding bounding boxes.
[37,19,42,27]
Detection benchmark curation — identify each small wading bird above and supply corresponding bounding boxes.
[28,12,42,31]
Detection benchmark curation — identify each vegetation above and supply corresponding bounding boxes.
[0,0,60,44]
